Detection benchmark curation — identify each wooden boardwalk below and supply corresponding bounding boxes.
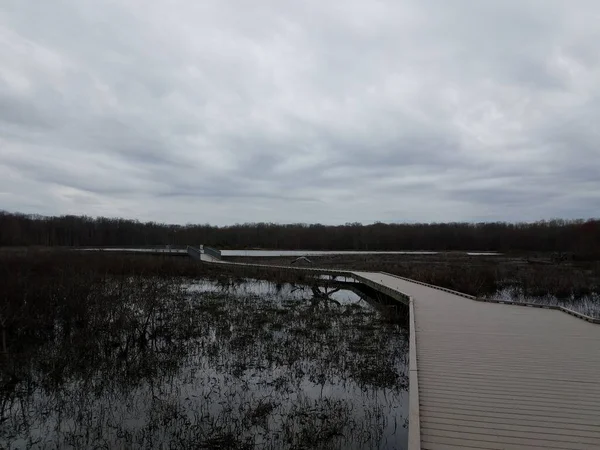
[354,272,600,450]
[196,248,600,448]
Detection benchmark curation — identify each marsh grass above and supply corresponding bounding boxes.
[0,253,408,449]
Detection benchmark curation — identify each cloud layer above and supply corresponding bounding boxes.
[1,0,599,224]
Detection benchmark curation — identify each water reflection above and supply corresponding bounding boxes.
[491,287,600,318]
[222,250,438,257]
[0,278,409,449]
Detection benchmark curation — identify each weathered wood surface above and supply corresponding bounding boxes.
[354,272,600,450]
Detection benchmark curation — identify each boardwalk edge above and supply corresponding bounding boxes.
[379,272,600,325]
[408,298,421,450]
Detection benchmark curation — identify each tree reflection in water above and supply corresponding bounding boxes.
[0,278,408,449]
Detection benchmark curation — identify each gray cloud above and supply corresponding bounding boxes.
[1,0,599,225]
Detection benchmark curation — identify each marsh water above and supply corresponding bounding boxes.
[0,278,409,449]
[491,287,600,318]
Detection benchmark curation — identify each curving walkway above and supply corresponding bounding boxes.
[354,272,600,450]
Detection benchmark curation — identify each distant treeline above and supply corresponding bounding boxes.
[1,212,599,254]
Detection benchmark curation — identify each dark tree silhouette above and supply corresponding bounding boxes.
[1,211,599,256]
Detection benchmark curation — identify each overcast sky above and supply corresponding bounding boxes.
[1,1,599,225]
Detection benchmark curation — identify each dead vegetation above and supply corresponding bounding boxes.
[0,251,408,449]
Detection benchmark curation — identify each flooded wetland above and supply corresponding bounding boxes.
[0,262,409,449]
[2,244,600,449]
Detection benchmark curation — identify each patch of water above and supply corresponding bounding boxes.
[0,278,409,449]
[465,252,500,256]
[223,250,439,256]
[490,287,600,318]
[184,278,365,307]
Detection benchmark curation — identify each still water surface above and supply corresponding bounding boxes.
[1,279,409,449]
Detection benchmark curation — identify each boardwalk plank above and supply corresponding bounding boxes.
[353,272,600,450]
